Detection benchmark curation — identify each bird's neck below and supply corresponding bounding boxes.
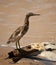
[24,16,29,27]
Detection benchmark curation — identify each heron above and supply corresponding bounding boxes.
[7,12,40,49]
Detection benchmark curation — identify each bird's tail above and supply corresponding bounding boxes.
[7,40,10,44]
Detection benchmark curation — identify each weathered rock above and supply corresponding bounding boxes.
[7,42,56,63]
[39,51,56,61]
[31,42,56,51]
[7,45,42,63]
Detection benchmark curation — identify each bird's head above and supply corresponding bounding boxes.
[26,12,40,17]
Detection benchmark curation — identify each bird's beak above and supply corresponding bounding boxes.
[33,14,40,16]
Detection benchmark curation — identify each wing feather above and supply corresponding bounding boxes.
[7,26,23,42]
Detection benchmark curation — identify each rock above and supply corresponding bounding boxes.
[31,43,45,51]
[7,45,42,63]
[6,42,56,63]
[39,51,56,61]
[45,44,56,50]
[31,42,56,51]
[41,42,56,51]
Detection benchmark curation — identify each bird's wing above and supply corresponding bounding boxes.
[9,26,23,40]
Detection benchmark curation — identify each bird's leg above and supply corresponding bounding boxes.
[16,41,18,49]
[18,40,20,49]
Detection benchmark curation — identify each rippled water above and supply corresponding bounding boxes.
[0,0,56,44]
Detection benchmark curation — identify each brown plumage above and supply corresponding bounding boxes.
[7,12,40,49]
